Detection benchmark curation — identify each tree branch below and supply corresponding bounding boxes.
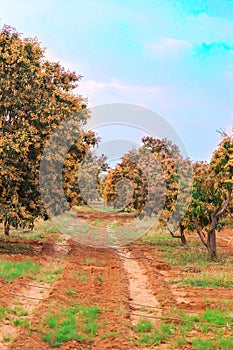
[167,226,181,239]
[193,220,208,248]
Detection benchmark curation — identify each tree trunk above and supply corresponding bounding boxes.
[179,223,187,246]
[4,216,10,236]
[207,229,217,261]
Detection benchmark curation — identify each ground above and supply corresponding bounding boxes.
[0,211,232,349]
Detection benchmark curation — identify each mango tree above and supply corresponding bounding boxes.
[189,134,233,260]
[0,25,97,234]
[102,137,192,245]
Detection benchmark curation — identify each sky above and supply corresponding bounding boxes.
[0,0,233,162]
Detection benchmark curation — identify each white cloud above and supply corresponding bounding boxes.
[146,37,191,58]
[77,79,169,109]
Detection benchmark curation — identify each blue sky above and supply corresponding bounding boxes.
[0,0,233,161]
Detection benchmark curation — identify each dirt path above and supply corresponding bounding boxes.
[117,247,162,326]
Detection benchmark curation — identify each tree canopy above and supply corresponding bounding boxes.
[0,25,97,233]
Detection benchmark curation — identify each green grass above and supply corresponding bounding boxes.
[133,319,175,347]
[12,318,30,328]
[0,259,40,282]
[66,289,76,297]
[171,271,233,288]
[85,258,95,265]
[34,267,63,283]
[143,231,233,268]
[219,337,233,349]
[73,271,88,283]
[0,305,7,321]
[2,336,12,342]
[8,305,28,317]
[132,309,233,348]
[0,219,59,240]
[42,304,101,347]
[192,338,215,350]
[81,275,88,282]
[89,220,103,227]
[203,309,228,326]
[133,319,152,333]
[97,275,104,282]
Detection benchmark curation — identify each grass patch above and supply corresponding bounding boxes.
[133,319,152,333]
[143,232,209,267]
[73,271,88,283]
[0,219,58,240]
[34,267,63,283]
[133,319,175,347]
[2,336,12,342]
[203,309,227,326]
[0,259,40,282]
[8,305,28,317]
[42,304,101,347]
[219,336,233,349]
[132,309,233,348]
[85,258,95,265]
[143,231,233,268]
[192,338,215,350]
[12,318,30,328]
[171,271,233,288]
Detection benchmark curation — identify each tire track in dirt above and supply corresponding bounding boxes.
[0,237,70,350]
[117,247,162,326]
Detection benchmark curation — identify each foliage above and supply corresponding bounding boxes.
[187,133,233,258]
[102,137,192,245]
[75,153,108,205]
[0,25,97,233]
